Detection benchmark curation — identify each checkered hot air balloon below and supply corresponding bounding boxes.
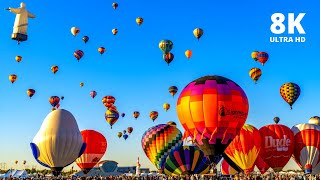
[141,122,183,172]
[280,82,300,109]
[177,75,249,165]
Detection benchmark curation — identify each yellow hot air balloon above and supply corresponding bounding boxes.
[163,103,170,112]
[185,50,192,59]
[193,28,203,40]
[9,74,17,84]
[251,51,259,61]
[80,82,84,87]
[71,27,80,37]
[51,65,59,74]
[112,28,118,35]
[16,55,22,63]
[249,68,262,84]
[136,17,144,26]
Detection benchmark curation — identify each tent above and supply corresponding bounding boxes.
[0,169,28,178]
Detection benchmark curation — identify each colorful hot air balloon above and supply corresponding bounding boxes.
[82,36,89,43]
[49,96,60,108]
[30,109,86,176]
[123,134,129,140]
[309,116,320,126]
[90,91,97,99]
[75,130,107,174]
[15,55,22,63]
[292,124,320,174]
[121,113,125,118]
[112,2,118,9]
[259,121,294,172]
[163,103,170,112]
[221,159,238,175]
[164,146,210,175]
[98,47,106,55]
[177,76,249,165]
[133,111,140,119]
[223,124,261,174]
[27,89,36,99]
[149,111,158,122]
[163,53,174,66]
[254,155,270,174]
[193,28,203,40]
[168,86,178,97]
[141,122,183,171]
[105,109,119,129]
[159,40,173,54]
[74,50,84,61]
[136,17,143,26]
[80,82,84,87]
[185,50,192,59]
[117,132,123,138]
[51,65,59,74]
[127,127,133,134]
[249,68,262,84]
[9,74,17,84]
[280,82,301,109]
[71,27,80,37]
[251,51,259,61]
[102,96,116,108]
[257,52,269,66]
[112,28,118,35]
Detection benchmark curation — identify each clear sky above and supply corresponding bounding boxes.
[0,0,319,172]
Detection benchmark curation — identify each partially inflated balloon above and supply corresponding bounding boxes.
[177,76,249,164]
[30,109,86,176]
[280,82,300,109]
[309,116,320,126]
[249,68,262,84]
[16,55,22,63]
[163,53,174,66]
[168,86,178,97]
[164,146,210,175]
[27,89,36,99]
[9,74,17,84]
[90,91,97,99]
[136,17,143,26]
[141,122,183,171]
[76,130,107,174]
[150,111,158,122]
[163,103,170,112]
[159,40,173,54]
[74,50,84,61]
[105,109,119,129]
[49,96,60,108]
[185,50,192,59]
[71,27,80,37]
[51,65,59,74]
[257,52,269,66]
[193,28,203,40]
[133,111,140,119]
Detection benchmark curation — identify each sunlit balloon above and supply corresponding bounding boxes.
[257,52,269,66]
[16,55,22,63]
[251,51,259,61]
[309,116,320,126]
[74,50,84,62]
[51,65,59,74]
[112,28,118,35]
[98,47,106,55]
[133,111,140,119]
[193,28,203,40]
[71,27,80,37]
[90,91,97,99]
[102,96,116,108]
[159,40,173,54]
[82,36,89,43]
[185,50,192,59]
[280,82,301,109]
[105,109,119,129]
[149,111,158,122]
[249,67,262,84]
[136,17,143,26]
[168,86,178,97]
[163,53,174,66]
[27,89,36,99]
[112,2,118,9]
[9,74,17,84]
[163,103,170,112]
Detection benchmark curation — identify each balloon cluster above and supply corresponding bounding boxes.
[117,127,133,140]
[249,51,269,84]
[103,96,119,129]
[48,96,64,111]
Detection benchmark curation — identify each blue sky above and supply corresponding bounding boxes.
[0,0,319,172]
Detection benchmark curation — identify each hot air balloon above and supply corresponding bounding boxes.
[164,146,210,175]
[9,74,17,84]
[255,155,270,175]
[61,96,64,100]
[74,50,84,61]
[133,111,140,119]
[49,96,60,108]
[159,40,173,54]
[274,117,280,124]
[163,103,170,112]
[71,27,80,37]
[259,120,294,172]
[177,75,249,165]
[251,51,259,61]
[23,160,26,165]
[98,47,106,55]
[56,104,60,109]
[121,113,125,118]
[141,122,183,171]
[168,86,178,97]
[257,52,269,66]
[280,82,301,109]
[123,130,127,134]
[136,17,143,26]
[223,124,261,174]
[193,28,203,40]
[112,2,118,9]
[75,130,107,174]
[221,159,238,175]
[123,134,129,140]
[112,28,118,35]
[117,132,122,138]
[309,116,320,126]
[149,111,158,122]
[27,89,36,99]
[127,127,133,134]
[82,36,89,43]
[163,53,174,66]
[15,160,18,164]
[30,109,86,176]
[185,50,192,59]
[16,55,22,63]
[105,109,119,129]
[249,68,262,84]
[102,96,116,108]
[90,91,97,99]
[51,65,59,74]
[80,82,84,87]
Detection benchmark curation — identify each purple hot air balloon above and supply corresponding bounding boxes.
[90,91,97,99]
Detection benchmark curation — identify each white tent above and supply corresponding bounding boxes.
[0,169,28,178]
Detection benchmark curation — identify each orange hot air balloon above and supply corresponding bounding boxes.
[177,75,249,165]
[75,130,107,174]
[221,159,237,175]
[102,96,116,108]
[51,65,59,74]
[9,74,17,84]
[185,50,192,59]
[16,55,22,63]
[224,124,261,174]
[255,155,270,174]
[98,47,106,55]
[259,119,294,172]
[133,111,140,119]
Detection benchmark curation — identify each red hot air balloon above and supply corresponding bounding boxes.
[49,96,60,108]
[257,52,269,66]
[292,124,320,174]
[76,130,107,174]
[177,75,249,165]
[102,96,116,108]
[259,121,294,172]
[254,155,270,174]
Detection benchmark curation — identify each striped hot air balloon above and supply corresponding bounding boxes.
[149,111,158,122]
[249,68,262,84]
[27,89,36,99]
[105,109,119,129]
[164,146,210,175]
[74,50,84,61]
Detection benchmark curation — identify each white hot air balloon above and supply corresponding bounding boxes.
[71,27,80,36]
[30,109,86,176]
